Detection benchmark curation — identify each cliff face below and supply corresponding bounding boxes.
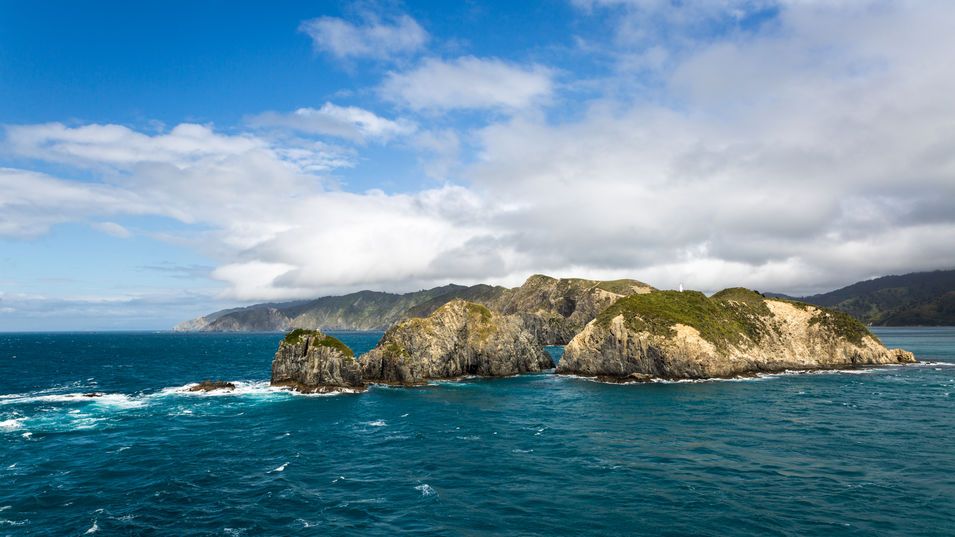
[361,300,555,385]
[270,329,364,393]
[484,275,654,345]
[176,275,653,337]
[557,289,916,381]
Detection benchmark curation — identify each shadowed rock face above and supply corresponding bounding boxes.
[470,275,655,345]
[178,275,654,342]
[270,330,364,393]
[361,300,555,386]
[557,289,916,381]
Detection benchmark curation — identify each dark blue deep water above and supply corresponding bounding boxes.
[2,328,954,536]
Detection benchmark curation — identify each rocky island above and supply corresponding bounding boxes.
[556,288,915,381]
[361,299,554,385]
[265,277,916,391]
[270,329,365,393]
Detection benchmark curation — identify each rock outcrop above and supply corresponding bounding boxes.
[484,275,654,345]
[177,275,653,340]
[362,300,555,385]
[557,288,916,381]
[270,329,365,393]
[188,380,236,392]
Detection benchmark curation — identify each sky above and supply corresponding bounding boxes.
[1,0,954,330]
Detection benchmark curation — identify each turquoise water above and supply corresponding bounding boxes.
[1,328,954,536]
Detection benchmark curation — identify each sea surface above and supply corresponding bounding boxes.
[1,328,954,536]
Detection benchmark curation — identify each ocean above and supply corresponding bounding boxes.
[1,328,953,536]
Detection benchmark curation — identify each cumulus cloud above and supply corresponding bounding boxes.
[380,57,554,111]
[300,13,428,60]
[3,0,955,308]
[248,103,416,143]
[0,122,493,300]
[460,0,955,294]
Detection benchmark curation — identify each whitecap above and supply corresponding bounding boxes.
[0,418,24,431]
[270,462,288,473]
[0,392,143,408]
[84,520,99,534]
[366,420,387,427]
[0,506,9,511]
[512,448,534,453]
[415,484,436,497]
[400,413,409,418]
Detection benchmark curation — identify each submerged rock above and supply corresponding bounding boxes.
[270,329,364,393]
[362,299,554,385]
[557,288,916,381]
[187,380,236,392]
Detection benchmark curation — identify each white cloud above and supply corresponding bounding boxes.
[0,167,150,237]
[0,122,493,301]
[456,0,955,294]
[299,14,428,60]
[380,57,555,112]
[248,103,416,143]
[91,221,132,238]
[4,0,955,310]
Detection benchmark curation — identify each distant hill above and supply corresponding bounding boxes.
[175,275,655,337]
[776,269,955,326]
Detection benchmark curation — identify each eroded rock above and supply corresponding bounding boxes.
[557,288,916,381]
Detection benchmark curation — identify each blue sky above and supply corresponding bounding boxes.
[2,0,954,330]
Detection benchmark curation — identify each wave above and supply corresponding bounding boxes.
[559,365,910,385]
[415,484,437,497]
[0,392,144,408]
[0,418,25,431]
[270,462,289,473]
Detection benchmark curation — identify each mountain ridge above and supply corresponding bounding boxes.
[772,269,955,326]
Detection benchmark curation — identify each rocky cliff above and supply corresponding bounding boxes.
[557,288,916,381]
[270,329,365,393]
[361,299,555,385]
[177,275,653,338]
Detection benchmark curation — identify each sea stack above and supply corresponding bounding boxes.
[557,288,916,381]
[270,329,365,393]
[362,299,554,385]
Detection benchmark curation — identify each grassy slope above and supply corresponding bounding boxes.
[597,288,874,352]
[793,269,955,325]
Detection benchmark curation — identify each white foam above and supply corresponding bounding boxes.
[0,418,25,431]
[0,392,143,408]
[366,420,387,427]
[415,484,436,497]
[270,462,288,473]
[560,365,907,385]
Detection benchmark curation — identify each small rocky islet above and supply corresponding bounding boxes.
[265,275,916,393]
